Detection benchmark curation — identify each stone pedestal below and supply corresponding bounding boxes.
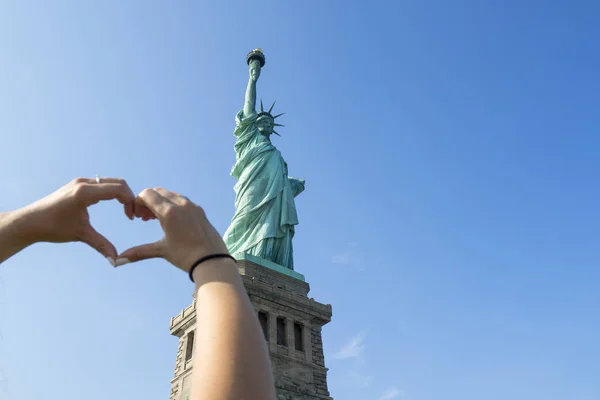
[168,255,334,400]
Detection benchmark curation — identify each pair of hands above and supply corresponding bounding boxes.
[20,177,228,273]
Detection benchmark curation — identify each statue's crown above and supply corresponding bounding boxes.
[257,100,284,136]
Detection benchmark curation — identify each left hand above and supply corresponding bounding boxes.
[19,177,141,261]
[289,177,305,198]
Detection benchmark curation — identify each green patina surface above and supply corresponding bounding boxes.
[223,49,305,271]
[235,252,306,282]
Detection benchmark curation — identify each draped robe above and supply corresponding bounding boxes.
[223,110,304,269]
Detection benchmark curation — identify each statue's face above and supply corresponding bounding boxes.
[257,117,273,136]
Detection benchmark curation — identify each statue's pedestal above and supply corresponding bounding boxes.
[234,252,307,282]
[169,255,334,400]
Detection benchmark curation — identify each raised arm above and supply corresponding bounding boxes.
[0,209,36,263]
[118,189,277,400]
[244,59,261,117]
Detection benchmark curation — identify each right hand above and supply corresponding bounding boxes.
[116,188,229,273]
[249,59,261,82]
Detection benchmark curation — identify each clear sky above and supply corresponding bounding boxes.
[1,1,599,400]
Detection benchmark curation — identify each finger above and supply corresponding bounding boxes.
[141,211,156,221]
[86,177,130,185]
[89,178,136,212]
[73,177,135,219]
[133,203,156,220]
[142,207,157,220]
[79,226,118,260]
[136,188,174,218]
[124,202,134,221]
[77,182,136,207]
[153,187,188,206]
[134,202,146,218]
[117,240,165,265]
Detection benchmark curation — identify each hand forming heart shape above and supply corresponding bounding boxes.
[19,177,145,262]
[17,177,229,274]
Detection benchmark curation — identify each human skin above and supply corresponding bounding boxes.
[0,179,276,400]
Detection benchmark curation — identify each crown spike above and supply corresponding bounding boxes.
[273,113,285,119]
[274,123,284,127]
[268,101,276,114]
[260,99,264,113]
[272,130,281,136]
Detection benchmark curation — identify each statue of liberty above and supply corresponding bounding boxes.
[223,49,305,270]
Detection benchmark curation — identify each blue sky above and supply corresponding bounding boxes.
[1,1,599,399]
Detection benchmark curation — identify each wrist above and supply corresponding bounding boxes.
[0,207,38,250]
[192,257,240,286]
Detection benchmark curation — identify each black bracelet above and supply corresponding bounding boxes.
[188,253,237,283]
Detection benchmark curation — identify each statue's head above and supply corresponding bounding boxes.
[257,115,274,136]
[257,100,284,138]
[249,59,261,81]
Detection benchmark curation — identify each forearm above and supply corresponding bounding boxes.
[191,259,275,400]
[243,79,257,117]
[0,208,36,263]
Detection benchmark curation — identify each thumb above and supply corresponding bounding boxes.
[116,239,165,266]
[80,226,118,261]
